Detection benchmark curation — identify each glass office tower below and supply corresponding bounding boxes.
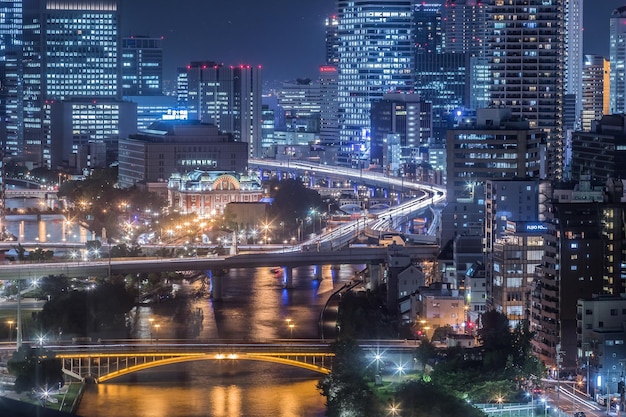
[336,0,415,167]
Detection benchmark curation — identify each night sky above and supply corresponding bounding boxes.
[121,0,624,87]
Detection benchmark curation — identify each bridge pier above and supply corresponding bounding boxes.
[367,263,384,290]
[313,265,323,280]
[210,270,224,301]
[282,266,294,289]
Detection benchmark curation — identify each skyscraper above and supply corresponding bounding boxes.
[336,0,414,167]
[580,55,609,132]
[324,15,339,66]
[122,36,164,97]
[610,6,626,115]
[564,0,583,129]
[319,65,339,149]
[177,62,262,158]
[1,0,123,167]
[0,0,24,159]
[487,0,565,181]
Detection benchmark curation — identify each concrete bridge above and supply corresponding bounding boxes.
[0,244,439,298]
[49,340,416,383]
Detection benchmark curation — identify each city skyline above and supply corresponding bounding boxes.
[121,0,626,85]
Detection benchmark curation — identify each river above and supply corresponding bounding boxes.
[76,264,361,417]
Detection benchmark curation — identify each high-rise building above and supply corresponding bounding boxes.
[580,55,609,132]
[324,15,339,66]
[564,0,583,128]
[414,52,467,141]
[277,79,321,134]
[531,178,626,369]
[177,62,262,158]
[441,0,485,55]
[490,220,544,329]
[414,2,441,55]
[336,0,414,167]
[571,114,626,182]
[319,65,339,149]
[122,36,164,97]
[610,6,626,115]
[0,0,24,159]
[484,180,542,328]
[370,93,432,171]
[1,0,122,168]
[441,108,544,246]
[487,0,565,181]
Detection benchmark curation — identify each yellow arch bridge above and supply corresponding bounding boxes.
[55,341,336,383]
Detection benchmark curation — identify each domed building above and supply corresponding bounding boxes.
[167,170,265,215]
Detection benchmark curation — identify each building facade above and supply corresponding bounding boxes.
[168,170,264,216]
[571,114,626,183]
[336,0,415,167]
[177,62,262,158]
[121,36,163,97]
[370,93,432,171]
[117,120,248,188]
[610,6,626,114]
[487,0,565,181]
[581,55,610,132]
[531,178,626,369]
[0,0,126,168]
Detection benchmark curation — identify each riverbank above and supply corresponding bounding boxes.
[0,381,84,415]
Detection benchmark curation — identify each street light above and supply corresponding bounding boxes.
[286,318,295,341]
[154,323,160,345]
[541,397,548,417]
[6,320,13,342]
[148,318,154,343]
[496,397,503,417]
[388,402,400,416]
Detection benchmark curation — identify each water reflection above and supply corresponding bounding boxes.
[76,265,360,417]
[5,214,91,243]
[79,362,325,417]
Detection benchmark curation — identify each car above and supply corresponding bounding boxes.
[574,412,586,417]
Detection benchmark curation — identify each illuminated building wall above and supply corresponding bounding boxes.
[487,0,565,181]
[177,62,262,158]
[122,36,164,97]
[336,0,414,167]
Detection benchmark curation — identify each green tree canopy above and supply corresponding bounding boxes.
[7,346,64,393]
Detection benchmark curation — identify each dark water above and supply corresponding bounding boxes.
[76,264,360,417]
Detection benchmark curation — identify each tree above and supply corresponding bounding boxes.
[317,338,378,417]
[266,178,324,238]
[477,310,513,370]
[7,346,64,393]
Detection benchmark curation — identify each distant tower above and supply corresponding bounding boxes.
[487,0,565,181]
[581,55,609,132]
[319,65,339,148]
[564,0,583,129]
[122,36,164,97]
[610,6,626,114]
[337,0,414,167]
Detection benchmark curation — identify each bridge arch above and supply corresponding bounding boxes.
[59,351,333,383]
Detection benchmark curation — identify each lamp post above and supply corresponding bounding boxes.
[148,318,154,343]
[541,398,548,417]
[6,320,13,342]
[154,323,160,345]
[286,318,294,341]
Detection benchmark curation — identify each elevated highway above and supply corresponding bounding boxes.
[0,244,439,281]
